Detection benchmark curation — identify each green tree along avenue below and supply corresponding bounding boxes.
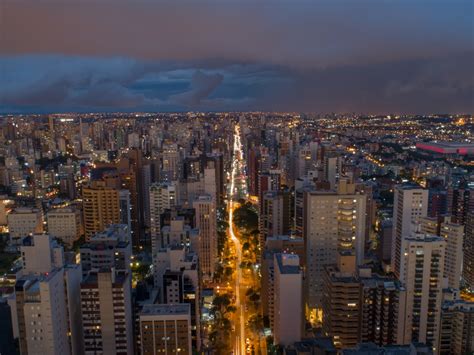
[209,293,237,352]
[233,202,258,232]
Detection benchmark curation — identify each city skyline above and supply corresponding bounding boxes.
[0,1,473,354]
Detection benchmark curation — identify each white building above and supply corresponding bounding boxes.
[20,234,64,275]
[391,185,428,277]
[8,207,44,245]
[160,217,199,249]
[303,180,366,309]
[16,269,71,355]
[273,253,302,346]
[440,217,464,290]
[47,207,82,246]
[149,182,177,252]
[398,233,445,352]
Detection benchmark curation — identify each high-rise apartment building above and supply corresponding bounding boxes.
[420,216,464,290]
[149,182,177,251]
[47,207,82,247]
[82,182,121,241]
[303,180,366,309]
[261,236,305,326]
[322,253,404,350]
[80,269,133,354]
[193,195,217,279]
[7,207,44,245]
[439,217,463,289]
[139,304,192,355]
[152,246,201,348]
[15,270,71,355]
[79,224,132,277]
[160,217,199,249]
[20,234,64,275]
[161,143,181,182]
[398,233,445,351]
[464,212,474,290]
[322,252,360,350]
[391,185,428,277]
[260,190,292,246]
[323,153,342,190]
[439,299,474,354]
[447,183,474,225]
[273,253,303,346]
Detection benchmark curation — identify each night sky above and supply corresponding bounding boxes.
[1,0,473,114]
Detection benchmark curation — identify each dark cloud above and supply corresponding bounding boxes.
[0,53,473,114]
[170,71,224,107]
[1,1,472,69]
[0,0,472,113]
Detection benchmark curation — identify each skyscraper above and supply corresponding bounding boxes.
[464,212,474,289]
[193,195,217,280]
[260,189,292,247]
[82,182,121,241]
[391,184,428,277]
[15,270,71,355]
[80,269,133,354]
[398,233,445,350]
[149,182,177,251]
[303,180,366,309]
[273,253,303,346]
[439,217,464,289]
[139,304,192,355]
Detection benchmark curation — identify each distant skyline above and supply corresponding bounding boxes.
[1,0,473,114]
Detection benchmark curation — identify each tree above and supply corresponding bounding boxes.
[247,314,264,335]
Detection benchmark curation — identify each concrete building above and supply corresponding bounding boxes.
[322,252,360,350]
[140,304,192,355]
[391,185,428,277]
[447,183,474,225]
[439,299,473,355]
[358,268,404,347]
[79,224,131,277]
[15,270,71,355]
[7,207,44,245]
[193,195,217,280]
[153,246,200,349]
[303,180,366,309]
[82,183,121,241]
[80,269,133,355]
[261,236,304,326]
[47,207,82,246]
[17,233,83,355]
[377,220,393,264]
[464,212,474,290]
[439,217,463,289]
[149,182,177,252]
[260,190,292,247]
[398,233,445,352]
[322,252,405,350]
[343,342,433,355]
[273,253,303,346]
[20,234,64,275]
[160,216,199,250]
[161,143,181,182]
[420,216,440,236]
[323,153,342,190]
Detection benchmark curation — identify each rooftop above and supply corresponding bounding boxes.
[140,303,190,316]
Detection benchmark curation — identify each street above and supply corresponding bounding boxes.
[227,124,266,355]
